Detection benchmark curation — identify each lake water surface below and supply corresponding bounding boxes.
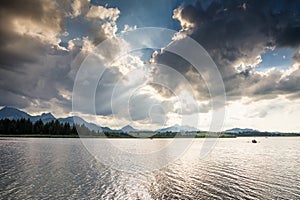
[0,137,299,199]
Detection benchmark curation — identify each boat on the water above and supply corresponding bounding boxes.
[252,139,257,143]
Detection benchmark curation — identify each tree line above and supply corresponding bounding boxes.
[0,118,99,136]
[0,118,135,137]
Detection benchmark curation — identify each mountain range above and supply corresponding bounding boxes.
[158,124,199,133]
[0,106,117,133]
[0,106,205,133]
[0,106,284,134]
[224,128,258,134]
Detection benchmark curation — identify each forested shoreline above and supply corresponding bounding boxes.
[0,118,94,136]
[0,118,136,138]
[0,118,298,138]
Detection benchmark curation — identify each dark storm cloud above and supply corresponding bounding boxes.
[150,51,209,99]
[0,0,66,67]
[0,0,123,115]
[183,0,300,65]
[293,50,300,62]
[0,88,30,108]
[0,54,75,111]
[276,26,300,48]
[94,67,124,116]
[197,1,299,53]
[152,0,300,102]
[128,94,167,124]
[0,0,75,111]
[278,68,300,94]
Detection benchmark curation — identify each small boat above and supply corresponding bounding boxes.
[252,139,257,143]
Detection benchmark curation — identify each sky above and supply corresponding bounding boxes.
[0,0,300,132]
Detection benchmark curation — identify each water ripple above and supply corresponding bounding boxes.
[0,137,299,199]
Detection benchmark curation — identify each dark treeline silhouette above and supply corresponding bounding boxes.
[0,118,134,137]
[0,118,99,136]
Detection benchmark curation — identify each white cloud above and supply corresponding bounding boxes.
[84,5,121,44]
[86,5,120,21]
[71,0,90,18]
[2,0,300,132]
[121,24,137,33]
[224,96,300,132]
[173,6,195,32]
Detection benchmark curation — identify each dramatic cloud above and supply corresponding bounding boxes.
[0,0,66,67]
[1,0,300,131]
[0,0,70,113]
[293,50,300,62]
[85,5,120,44]
[151,0,300,104]
[86,5,120,21]
[0,0,122,117]
[224,96,300,132]
[71,0,90,18]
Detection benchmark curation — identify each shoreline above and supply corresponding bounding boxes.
[0,134,299,139]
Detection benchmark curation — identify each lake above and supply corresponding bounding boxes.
[0,137,299,199]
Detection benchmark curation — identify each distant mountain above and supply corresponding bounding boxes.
[158,124,199,133]
[58,116,90,127]
[0,106,117,133]
[0,107,57,123]
[2,107,280,135]
[31,113,56,123]
[225,128,258,134]
[121,125,137,132]
[59,116,116,133]
[0,106,31,120]
[0,107,200,133]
